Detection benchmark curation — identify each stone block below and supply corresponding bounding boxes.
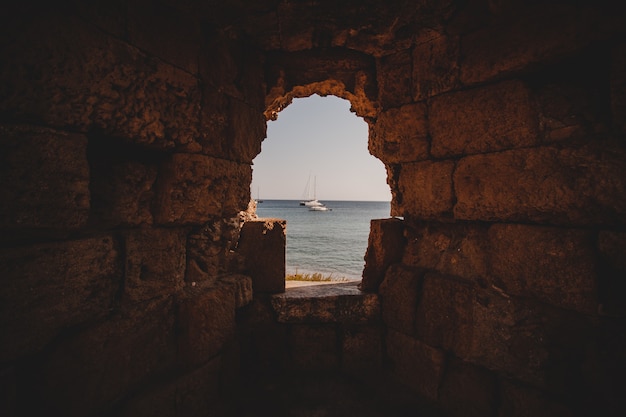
[597,231,626,316]
[369,103,429,163]
[0,236,122,362]
[38,297,177,417]
[128,0,201,74]
[439,359,497,417]
[341,325,382,375]
[88,139,158,227]
[488,224,598,314]
[386,330,446,402]
[415,273,475,357]
[0,125,89,235]
[271,282,380,324]
[460,5,593,85]
[361,218,406,292]
[177,282,237,367]
[0,12,200,149]
[155,153,252,225]
[288,325,339,372]
[397,160,455,219]
[611,43,626,134]
[378,264,422,335]
[376,49,413,109]
[498,379,576,417]
[238,219,286,293]
[430,80,539,158]
[122,228,187,304]
[412,33,460,101]
[453,145,626,225]
[402,221,489,284]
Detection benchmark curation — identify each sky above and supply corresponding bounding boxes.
[251,95,391,202]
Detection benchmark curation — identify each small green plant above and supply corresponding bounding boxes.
[285,270,350,282]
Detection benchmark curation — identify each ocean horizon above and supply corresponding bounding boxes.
[254,199,392,280]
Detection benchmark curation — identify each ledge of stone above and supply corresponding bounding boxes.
[270,281,380,324]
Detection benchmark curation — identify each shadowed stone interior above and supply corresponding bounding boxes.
[1,1,626,416]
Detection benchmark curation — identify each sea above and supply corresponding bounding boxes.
[254,200,392,281]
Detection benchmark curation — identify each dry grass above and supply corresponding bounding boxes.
[286,271,350,282]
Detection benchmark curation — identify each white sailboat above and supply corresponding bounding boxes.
[304,176,331,211]
[299,175,322,207]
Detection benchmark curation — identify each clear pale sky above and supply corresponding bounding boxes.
[251,95,391,202]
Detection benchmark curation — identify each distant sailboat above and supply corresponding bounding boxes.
[255,186,263,203]
[299,175,321,207]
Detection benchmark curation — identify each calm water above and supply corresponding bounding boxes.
[255,200,391,280]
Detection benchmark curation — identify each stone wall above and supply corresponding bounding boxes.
[0,2,264,416]
[2,1,626,416]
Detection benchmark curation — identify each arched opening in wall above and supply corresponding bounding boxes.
[251,94,391,283]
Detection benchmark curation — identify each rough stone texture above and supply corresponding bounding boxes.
[611,42,626,135]
[386,330,446,402]
[412,33,460,101]
[378,264,422,335]
[35,297,176,417]
[402,221,489,284]
[439,359,497,417]
[0,237,121,362]
[122,227,187,305]
[459,5,597,85]
[238,219,286,293]
[341,325,383,376]
[597,231,626,316]
[397,160,455,219]
[177,281,237,367]
[454,145,626,225]
[369,103,429,163]
[429,80,539,157]
[155,153,252,225]
[415,273,474,357]
[488,224,598,313]
[498,378,576,417]
[0,125,89,236]
[376,49,413,109]
[0,13,201,150]
[361,218,406,292]
[271,282,380,324]
[288,324,339,372]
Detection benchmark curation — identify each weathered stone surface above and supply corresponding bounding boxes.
[155,153,251,225]
[454,145,626,225]
[498,378,576,417]
[341,325,383,375]
[378,264,422,335]
[439,359,497,417]
[488,224,598,313]
[397,160,455,219]
[386,330,446,402]
[271,282,380,324]
[177,282,236,366]
[376,49,413,109]
[288,325,339,372]
[429,80,539,157]
[611,42,626,135]
[238,218,286,293]
[597,231,626,316]
[402,221,489,283]
[415,273,474,357]
[0,13,201,149]
[38,297,177,417]
[221,274,253,308]
[412,33,460,101]
[460,5,595,85]
[122,228,187,304]
[128,0,201,75]
[0,125,89,235]
[361,218,406,292]
[88,138,159,228]
[186,217,242,283]
[0,237,121,362]
[369,103,429,163]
